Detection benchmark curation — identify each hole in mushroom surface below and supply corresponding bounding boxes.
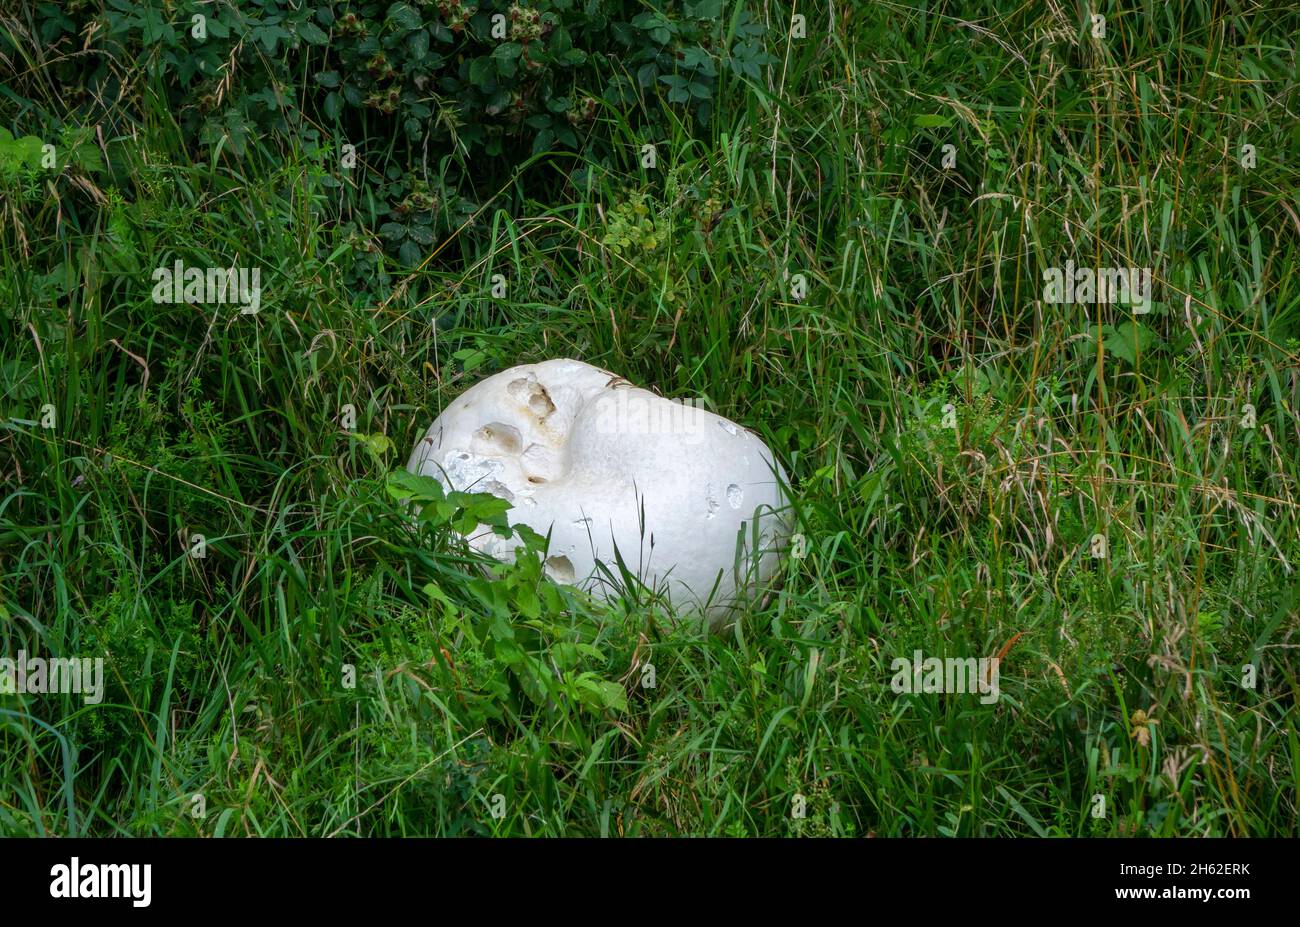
[507,375,557,419]
[528,390,556,418]
[544,555,576,584]
[519,442,562,482]
[471,422,522,456]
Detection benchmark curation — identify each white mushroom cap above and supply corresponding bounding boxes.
[408,359,792,627]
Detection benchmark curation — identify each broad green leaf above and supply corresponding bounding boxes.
[1104,321,1158,366]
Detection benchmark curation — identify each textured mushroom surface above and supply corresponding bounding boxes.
[407,359,791,626]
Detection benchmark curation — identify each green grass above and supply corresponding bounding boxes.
[2,1,1299,837]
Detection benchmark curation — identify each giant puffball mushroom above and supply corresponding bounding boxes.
[407,358,792,627]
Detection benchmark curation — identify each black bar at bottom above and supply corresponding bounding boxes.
[0,837,1276,914]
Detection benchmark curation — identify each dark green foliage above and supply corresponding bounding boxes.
[21,1,772,265]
